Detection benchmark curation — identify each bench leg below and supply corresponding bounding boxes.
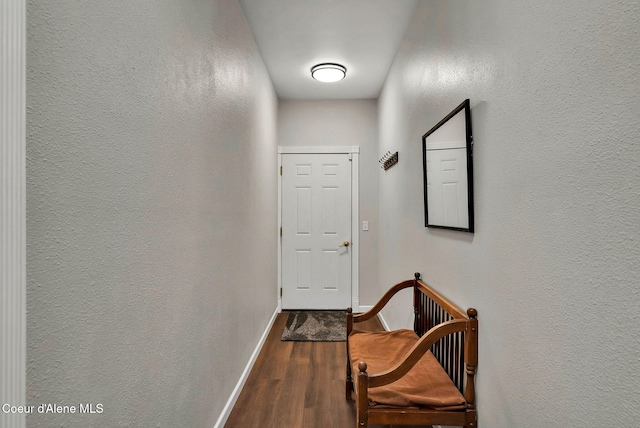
[346,359,353,399]
[346,308,353,400]
[356,363,369,427]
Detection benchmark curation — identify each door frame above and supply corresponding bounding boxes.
[1,1,27,426]
[277,146,360,312]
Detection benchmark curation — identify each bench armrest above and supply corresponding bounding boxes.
[366,318,469,388]
[351,279,415,324]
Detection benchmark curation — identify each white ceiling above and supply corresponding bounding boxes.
[238,0,418,100]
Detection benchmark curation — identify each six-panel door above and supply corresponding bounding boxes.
[281,153,352,309]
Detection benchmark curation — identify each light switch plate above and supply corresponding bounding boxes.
[362,221,369,231]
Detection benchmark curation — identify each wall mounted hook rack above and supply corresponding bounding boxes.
[379,151,399,170]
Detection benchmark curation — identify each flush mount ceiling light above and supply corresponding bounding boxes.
[311,63,346,82]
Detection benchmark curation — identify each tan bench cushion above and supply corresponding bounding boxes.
[349,329,467,410]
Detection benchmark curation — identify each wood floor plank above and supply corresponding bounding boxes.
[224,311,431,428]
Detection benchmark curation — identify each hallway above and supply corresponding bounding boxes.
[7,0,639,427]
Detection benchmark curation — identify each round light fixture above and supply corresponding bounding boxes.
[311,63,346,82]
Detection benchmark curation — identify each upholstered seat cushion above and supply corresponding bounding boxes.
[349,329,467,410]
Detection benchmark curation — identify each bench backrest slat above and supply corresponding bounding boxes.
[412,274,476,402]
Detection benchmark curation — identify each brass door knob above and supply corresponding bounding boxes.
[340,241,350,247]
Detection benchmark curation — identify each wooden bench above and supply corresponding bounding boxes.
[346,273,478,428]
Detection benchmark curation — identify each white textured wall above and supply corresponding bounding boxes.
[378,1,640,427]
[278,99,379,305]
[26,0,277,426]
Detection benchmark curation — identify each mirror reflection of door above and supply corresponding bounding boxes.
[423,99,474,232]
[426,147,468,228]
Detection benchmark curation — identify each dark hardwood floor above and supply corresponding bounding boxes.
[224,311,430,428]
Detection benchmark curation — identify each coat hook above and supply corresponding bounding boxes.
[379,151,399,170]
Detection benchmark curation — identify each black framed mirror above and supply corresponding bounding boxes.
[422,99,474,232]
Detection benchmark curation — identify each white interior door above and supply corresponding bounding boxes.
[281,153,352,309]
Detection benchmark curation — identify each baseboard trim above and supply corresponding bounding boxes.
[357,306,390,331]
[377,311,391,331]
[213,307,279,428]
[358,304,373,313]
